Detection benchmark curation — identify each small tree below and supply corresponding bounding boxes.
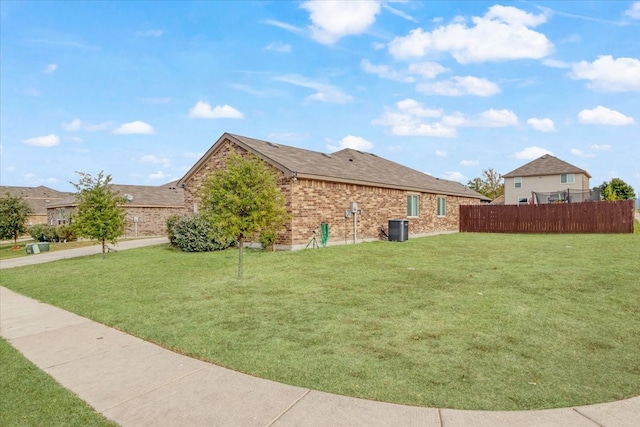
[200,149,290,278]
[71,171,126,255]
[0,193,34,248]
[467,168,504,200]
[600,178,636,201]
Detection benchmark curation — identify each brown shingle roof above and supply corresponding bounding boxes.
[180,133,483,199]
[0,185,71,215]
[503,154,591,178]
[48,184,184,208]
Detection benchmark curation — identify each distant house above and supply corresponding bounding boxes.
[502,154,592,205]
[178,133,484,250]
[46,182,186,237]
[0,185,71,225]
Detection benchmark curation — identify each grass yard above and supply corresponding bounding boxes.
[1,233,639,411]
[0,338,116,427]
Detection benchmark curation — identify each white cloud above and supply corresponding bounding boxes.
[263,19,304,35]
[625,2,640,19]
[383,3,417,23]
[331,135,374,151]
[590,144,611,151]
[442,171,466,181]
[274,75,352,103]
[388,5,552,63]
[372,99,456,137]
[571,148,595,158]
[113,121,155,134]
[62,118,113,132]
[407,62,449,79]
[578,106,635,125]
[373,99,517,137]
[527,117,556,132]
[570,56,640,92]
[417,76,500,96]
[66,136,84,143]
[302,0,381,45]
[264,41,292,53]
[44,63,57,73]
[460,160,479,166]
[442,109,518,128]
[513,146,552,160]
[435,150,447,157]
[542,59,571,69]
[148,171,166,180]
[23,134,60,147]
[141,154,170,167]
[137,29,163,37]
[360,59,415,83]
[396,98,442,118]
[188,101,244,119]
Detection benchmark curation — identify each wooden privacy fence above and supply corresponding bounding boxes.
[460,200,635,233]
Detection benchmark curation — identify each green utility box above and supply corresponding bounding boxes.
[26,242,50,255]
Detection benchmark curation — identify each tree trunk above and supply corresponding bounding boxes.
[237,236,244,279]
[102,238,106,257]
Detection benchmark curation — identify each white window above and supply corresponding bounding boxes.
[407,195,419,217]
[518,197,529,204]
[561,174,575,184]
[514,177,522,188]
[437,197,446,217]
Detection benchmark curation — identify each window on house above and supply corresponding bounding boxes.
[518,197,529,204]
[407,195,419,217]
[437,196,446,217]
[514,177,522,188]
[561,174,575,184]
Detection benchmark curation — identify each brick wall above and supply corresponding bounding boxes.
[123,206,188,237]
[288,178,478,248]
[183,139,480,250]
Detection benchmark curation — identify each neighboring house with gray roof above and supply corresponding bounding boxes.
[502,154,592,205]
[178,133,484,250]
[0,185,72,225]
[46,181,186,237]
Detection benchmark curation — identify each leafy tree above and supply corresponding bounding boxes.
[71,171,126,255]
[200,149,290,278]
[600,178,636,201]
[467,168,504,200]
[0,193,34,248]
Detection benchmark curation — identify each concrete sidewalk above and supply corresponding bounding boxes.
[1,240,638,426]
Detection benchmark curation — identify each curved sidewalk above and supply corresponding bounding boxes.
[1,241,638,426]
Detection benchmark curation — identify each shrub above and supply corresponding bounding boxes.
[167,214,235,252]
[28,224,59,242]
[166,214,181,245]
[56,225,77,242]
[259,229,278,251]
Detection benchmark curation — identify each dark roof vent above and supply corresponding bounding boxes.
[349,158,353,162]
[267,142,279,148]
[322,153,332,158]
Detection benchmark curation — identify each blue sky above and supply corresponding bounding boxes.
[1,1,639,194]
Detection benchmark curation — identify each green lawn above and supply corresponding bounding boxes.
[0,338,116,427]
[2,233,639,411]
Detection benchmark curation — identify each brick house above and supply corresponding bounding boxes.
[0,185,71,225]
[47,182,186,237]
[502,154,592,205]
[178,133,484,250]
